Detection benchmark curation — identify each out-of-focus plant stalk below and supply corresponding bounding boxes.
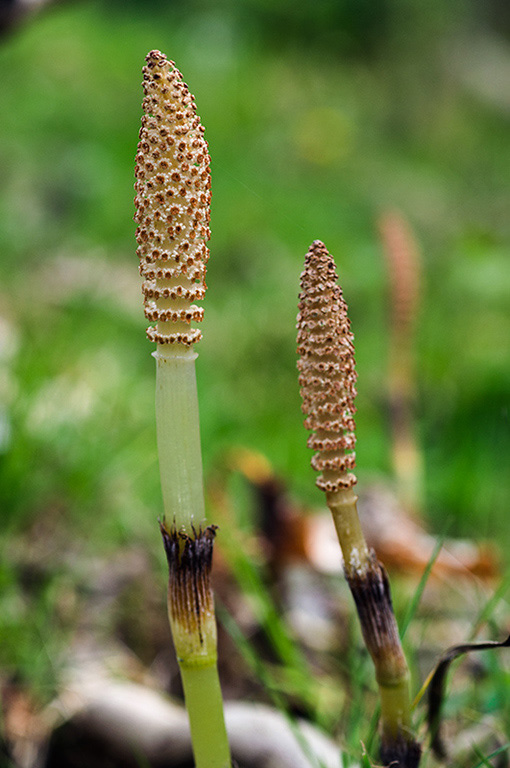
[378,210,423,515]
[297,240,421,768]
[134,49,230,768]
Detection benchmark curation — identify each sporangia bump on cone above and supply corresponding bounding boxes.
[134,50,211,346]
[297,240,357,493]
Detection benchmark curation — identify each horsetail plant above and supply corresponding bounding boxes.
[134,50,231,768]
[297,241,421,768]
[378,211,423,516]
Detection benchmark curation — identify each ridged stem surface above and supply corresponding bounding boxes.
[180,665,231,768]
[155,349,205,533]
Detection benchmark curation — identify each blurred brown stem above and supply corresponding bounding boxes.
[378,210,423,516]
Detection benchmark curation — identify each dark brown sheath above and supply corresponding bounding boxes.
[160,521,217,645]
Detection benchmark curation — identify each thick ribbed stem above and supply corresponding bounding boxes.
[180,666,231,768]
[326,487,370,577]
[155,348,205,533]
[297,241,420,767]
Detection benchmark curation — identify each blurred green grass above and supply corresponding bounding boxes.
[0,0,509,735]
[1,0,508,542]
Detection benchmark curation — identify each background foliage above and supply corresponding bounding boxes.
[0,0,508,755]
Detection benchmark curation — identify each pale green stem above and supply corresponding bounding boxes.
[379,678,413,736]
[155,345,205,533]
[180,664,231,768]
[155,343,230,767]
[327,487,371,578]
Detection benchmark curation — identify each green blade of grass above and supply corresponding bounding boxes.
[217,601,329,768]
[471,742,510,768]
[400,535,444,641]
[469,568,510,641]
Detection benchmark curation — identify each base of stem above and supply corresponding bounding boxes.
[180,663,231,768]
[380,732,422,768]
